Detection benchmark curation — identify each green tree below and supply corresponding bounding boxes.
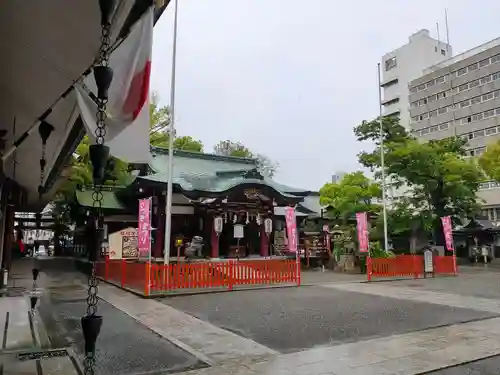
[355,116,483,245]
[149,92,204,151]
[214,140,253,157]
[478,139,500,182]
[213,140,278,177]
[319,171,381,225]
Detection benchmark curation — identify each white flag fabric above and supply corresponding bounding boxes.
[74,6,153,164]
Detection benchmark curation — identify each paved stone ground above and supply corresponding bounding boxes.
[386,271,500,300]
[162,285,497,353]
[427,355,500,374]
[39,271,206,375]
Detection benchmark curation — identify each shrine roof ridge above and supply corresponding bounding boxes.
[150,147,257,165]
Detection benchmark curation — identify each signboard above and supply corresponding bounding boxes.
[356,212,369,253]
[284,207,297,253]
[233,224,244,239]
[424,250,433,273]
[108,228,138,259]
[440,216,454,252]
[138,198,152,257]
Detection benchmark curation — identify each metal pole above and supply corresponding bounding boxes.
[377,63,389,251]
[164,0,179,266]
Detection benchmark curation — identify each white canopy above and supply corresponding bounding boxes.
[0,0,167,209]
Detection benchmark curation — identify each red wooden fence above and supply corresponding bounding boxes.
[97,258,300,296]
[368,255,457,280]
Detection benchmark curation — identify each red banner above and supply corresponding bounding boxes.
[284,207,298,253]
[440,216,454,252]
[138,198,152,257]
[356,212,369,253]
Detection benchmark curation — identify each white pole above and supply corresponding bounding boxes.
[377,63,389,251]
[164,0,179,266]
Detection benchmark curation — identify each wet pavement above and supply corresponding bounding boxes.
[388,271,500,300]
[426,355,500,374]
[39,273,207,375]
[162,285,497,353]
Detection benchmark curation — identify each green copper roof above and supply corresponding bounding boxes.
[75,189,125,210]
[144,147,311,197]
[149,147,257,175]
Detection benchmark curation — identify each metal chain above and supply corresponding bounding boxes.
[84,15,112,375]
[39,143,46,198]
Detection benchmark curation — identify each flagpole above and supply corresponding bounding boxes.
[164,0,179,266]
[377,63,389,251]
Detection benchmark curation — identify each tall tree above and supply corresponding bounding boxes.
[319,171,381,225]
[478,139,500,182]
[149,92,204,151]
[213,140,253,157]
[213,140,278,177]
[355,116,483,245]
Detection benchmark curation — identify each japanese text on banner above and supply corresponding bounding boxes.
[138,198,151,256]
[284,207,297,253]
[440,215,455,252]
[356,212,369,253]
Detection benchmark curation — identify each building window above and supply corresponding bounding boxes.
[436,76,446,84]
[460,100,470,108]
[479,59,490,68]
[439,123,449,131]
[483,93,494,102]
[438,107,447,115]
[428,94,437,103]
[418,84,426,91]
[469,63,478,71]
[492,55,500,64]
[459,83,469,92]
[485,126,497,135]
[429,110,438,118]
[471,96,482,105]
[457,68,467,76]
[385,57,397,71]
[441,49,446,56]
[481,76,492,84]
[469,80,480,88]
[484,110,495,119]
[473,130,485,138]
[427,80,435,88]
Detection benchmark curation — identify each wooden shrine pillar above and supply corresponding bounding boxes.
[260,225,269,257]
[211,219,219,258]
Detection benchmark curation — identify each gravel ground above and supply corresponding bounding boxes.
[425,355,500,375]
[162,286,497,353]
[39,282,205,375]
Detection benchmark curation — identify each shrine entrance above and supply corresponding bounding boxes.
[193,178,303,259]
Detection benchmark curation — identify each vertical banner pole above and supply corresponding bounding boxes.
[441,215,457,276]
[356,212,370,281]
[285,206,300,286]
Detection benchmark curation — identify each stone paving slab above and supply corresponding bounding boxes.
[325,282,500,313]
[0,297,34,351]
[163,285,497,353]
[98,283,277,365]
[0,348,81,375]
[174,317,500,375]
[41,281,205,375]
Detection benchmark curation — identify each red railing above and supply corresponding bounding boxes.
[368,255,457,280]
[97,258,300,296]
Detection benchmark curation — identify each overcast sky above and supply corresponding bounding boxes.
[150,0,500,191]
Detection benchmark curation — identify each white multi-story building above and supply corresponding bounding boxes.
[381,29,452,130]
[409,36,500,217]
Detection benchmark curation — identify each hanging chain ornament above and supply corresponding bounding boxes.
[82,2,116,374]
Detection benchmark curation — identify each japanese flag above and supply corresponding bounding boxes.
[74,6,153,163]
